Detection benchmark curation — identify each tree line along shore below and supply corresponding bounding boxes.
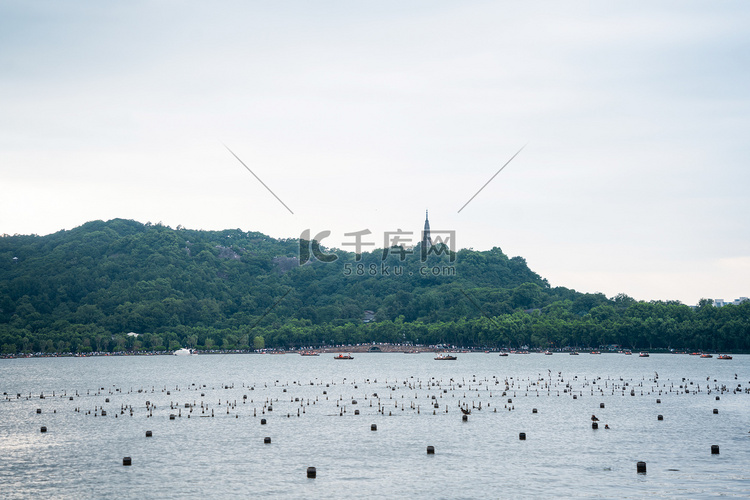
[1,219,748,355]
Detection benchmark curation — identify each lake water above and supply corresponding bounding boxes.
[1,353,748,499]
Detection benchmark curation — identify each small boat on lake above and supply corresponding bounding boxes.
[334,354,353,359]
[639,352,649,357]
[434,354,457,360]
[544,351,553,355]
[718,354,732,360]
[173,348,197,356]
[498,352,509,357]
[569,351,579,355]
[700,353,713,358]
[299,351,319,356]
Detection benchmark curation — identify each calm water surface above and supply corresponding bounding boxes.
[1,353,748,499]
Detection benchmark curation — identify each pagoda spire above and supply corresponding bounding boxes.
[423,210,432,248]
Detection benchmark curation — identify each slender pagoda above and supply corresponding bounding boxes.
[422,210,432,249]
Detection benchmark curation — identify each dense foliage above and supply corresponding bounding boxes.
[1,219,748,353]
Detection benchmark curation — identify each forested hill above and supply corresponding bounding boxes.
[1,219,748,353]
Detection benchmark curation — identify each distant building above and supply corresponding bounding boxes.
[713,297,749,307]
[363,310,375,323]
[422,210,432,249]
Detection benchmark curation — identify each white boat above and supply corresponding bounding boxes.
[173,348,197,356]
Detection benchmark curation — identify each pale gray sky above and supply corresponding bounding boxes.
[1,1,748,305]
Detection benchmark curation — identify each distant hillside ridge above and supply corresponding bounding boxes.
[1,218,748,353]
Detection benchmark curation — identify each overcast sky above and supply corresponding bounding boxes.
[1,1,748,305]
